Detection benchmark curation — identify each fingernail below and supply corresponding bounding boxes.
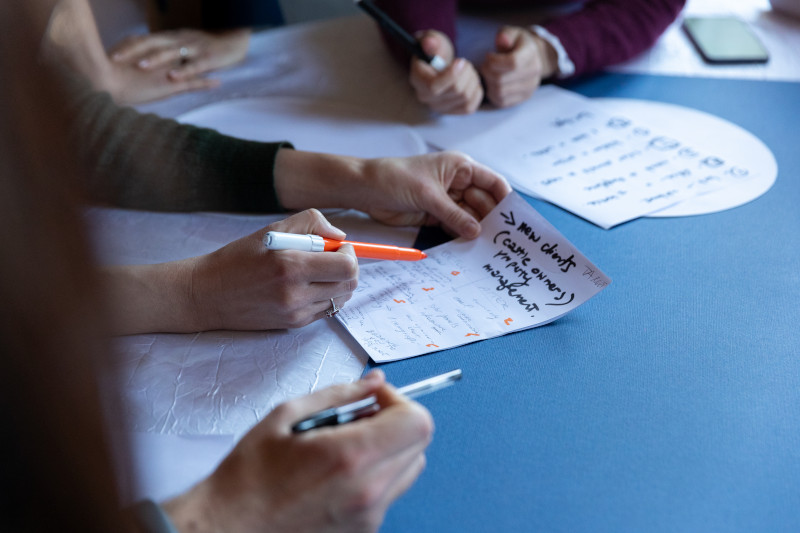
[467,219,481,237]
[112,53,122,61]
[138,59,149,68]
[168,69,181,79]
[453,58,465,72]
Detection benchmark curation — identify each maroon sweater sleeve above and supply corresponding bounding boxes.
[372,0,458,64]
[542,0,686,77]
[372,0,685,78]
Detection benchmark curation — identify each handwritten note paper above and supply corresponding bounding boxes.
[336,193,610,362]
[416,86,759,229]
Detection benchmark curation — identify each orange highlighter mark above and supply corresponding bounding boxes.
[393,299,406,304]
[504,318,513,325]
[465,332,480,337]
[451,271,460,276]
[426,343,439,348]
[422,287,434,292]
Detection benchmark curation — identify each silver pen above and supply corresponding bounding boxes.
[292,369,462,433]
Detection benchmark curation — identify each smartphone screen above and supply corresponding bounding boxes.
[683,16,769,64]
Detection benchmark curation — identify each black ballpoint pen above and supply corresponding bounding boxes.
[354,0,447,72]
[292,369,462,433]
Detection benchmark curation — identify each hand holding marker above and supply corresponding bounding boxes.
[263,231,427,261]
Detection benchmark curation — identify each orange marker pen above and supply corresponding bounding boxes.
[263,231,427,261]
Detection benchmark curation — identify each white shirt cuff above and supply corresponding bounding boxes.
[530,25,576,79]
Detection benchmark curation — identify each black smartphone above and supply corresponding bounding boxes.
[682,16,769,64]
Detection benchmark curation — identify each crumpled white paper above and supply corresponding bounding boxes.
[87,208,418,437]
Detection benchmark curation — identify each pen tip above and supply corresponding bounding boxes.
[420,251,427,259]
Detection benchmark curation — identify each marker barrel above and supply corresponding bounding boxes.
[323,240,427,261]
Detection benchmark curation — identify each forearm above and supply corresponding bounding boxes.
[62,74,288,212]
[45,0,115,91]
[274,149,373,211]
[101,262,201,335]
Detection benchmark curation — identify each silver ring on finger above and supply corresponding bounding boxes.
[325,298,340,318]
[179,46,190,65]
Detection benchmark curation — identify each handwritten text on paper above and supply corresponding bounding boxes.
[337,193,611,362]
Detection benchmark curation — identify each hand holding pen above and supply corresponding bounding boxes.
[408,30,485,115]
[183,369,435,532]
[264,231,427,261]
[353,0,483,115]
[293,369,461,432]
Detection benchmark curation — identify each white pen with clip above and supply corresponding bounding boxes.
[292,369,462,433]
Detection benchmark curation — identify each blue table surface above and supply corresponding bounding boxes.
[373,73,800,533]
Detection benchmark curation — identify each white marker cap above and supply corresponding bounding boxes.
[263,231,325,252]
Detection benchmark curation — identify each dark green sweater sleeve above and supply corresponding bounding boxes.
[65,74,292,213]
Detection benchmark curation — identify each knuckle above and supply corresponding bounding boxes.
[306,208,325,224]
[269,401,298,423]
[285,309,312,328]
[344,277,359,294]
[342,255,359,280]
[347,484,384,514]
[270,255,297,281]
[332,444,366,478]
[299,436,334,460]
[273,284,298,308]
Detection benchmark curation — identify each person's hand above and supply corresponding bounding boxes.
[163,369,434,533]
[99,59,221,105]
[110,27,250,81]
[105,209,359,335]
[187,209,358,331]
[479,26,558,109]
[361,152,512,239]
[274,151,512,241]
[409,30,483,115]
[103,28,250,104]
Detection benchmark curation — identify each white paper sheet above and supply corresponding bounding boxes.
[595,98,777,217]
[178,96,427,158]
[336,192,611,362]
[414,86,770,229]
[88,208,418,436]
[120,432,235,504]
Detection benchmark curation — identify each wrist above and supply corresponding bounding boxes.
[531,34,558,80]
[273,149,369,211]
[102,261,203,335]
[161,480,219,533]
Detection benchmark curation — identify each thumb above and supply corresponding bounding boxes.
[417,33,442,56]
[277,369,387,427]
[267,209,347,240]
[425,189,481,239]
[495,26,523,54]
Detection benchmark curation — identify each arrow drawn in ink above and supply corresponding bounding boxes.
[500,210,515,226]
